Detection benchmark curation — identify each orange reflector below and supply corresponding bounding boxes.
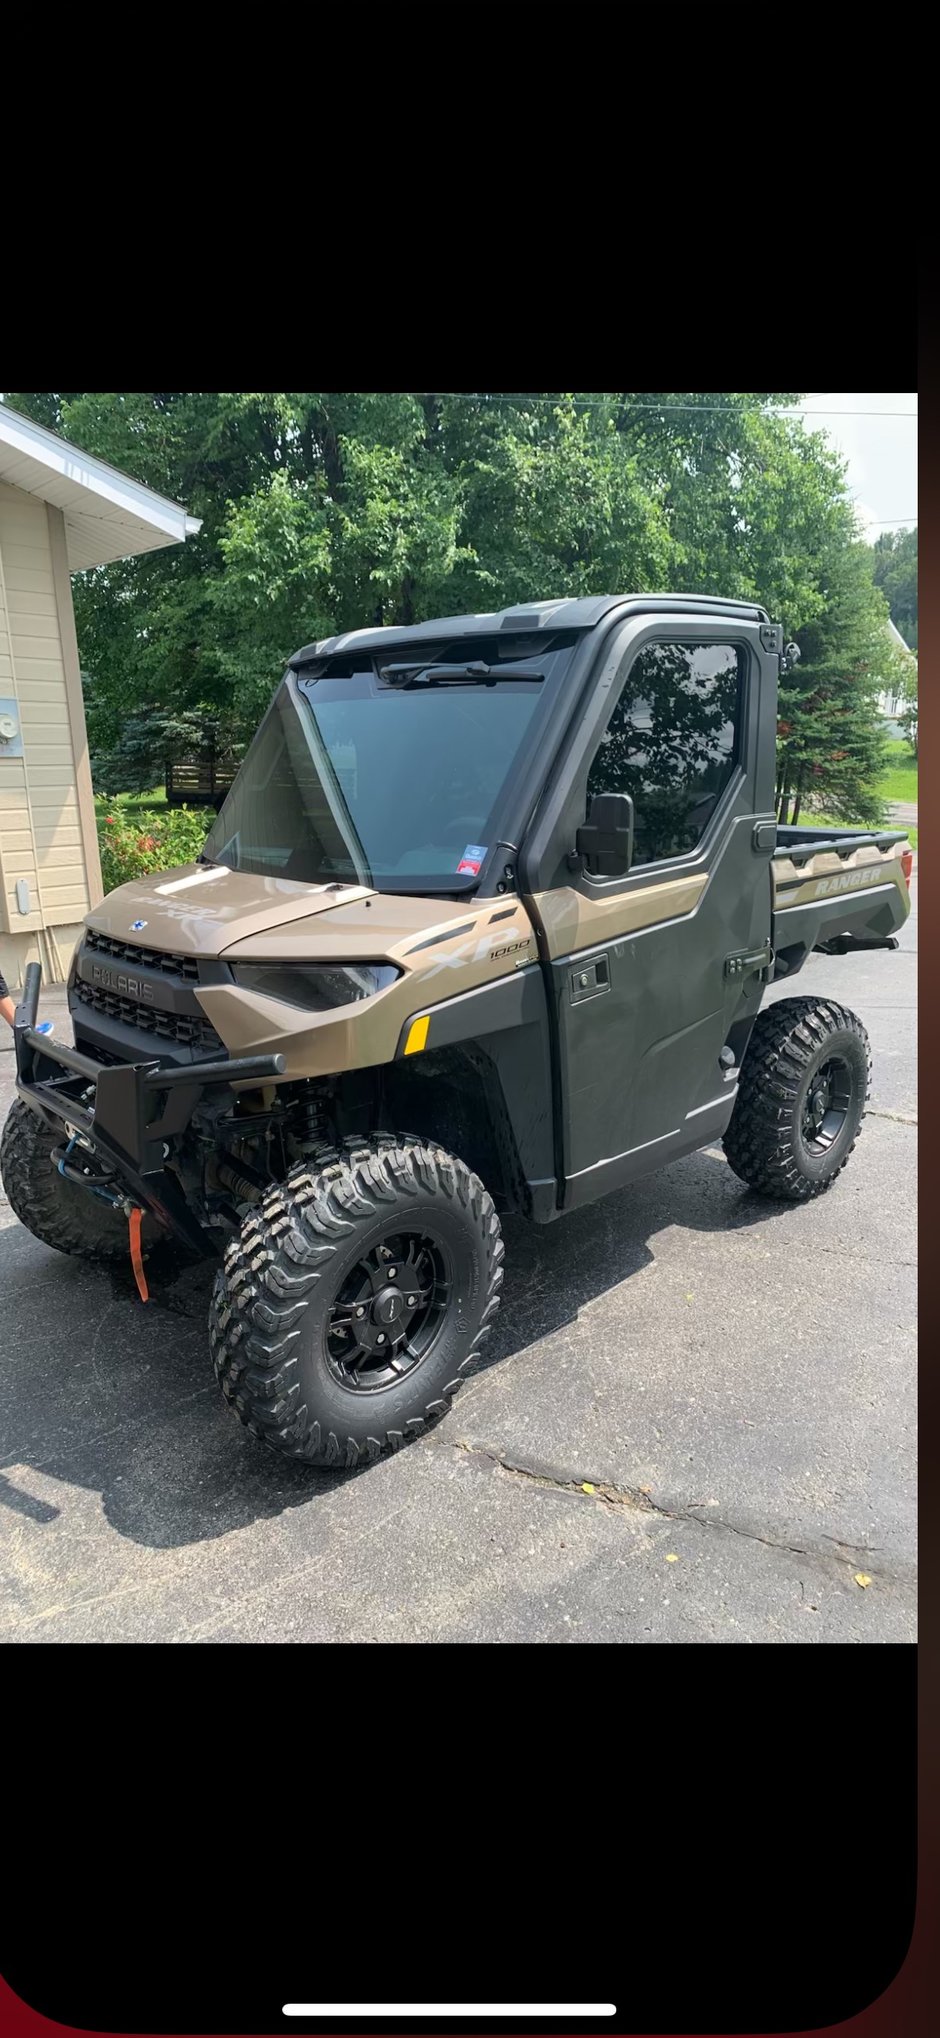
[901,847,913,887]
[128,1205,149,1302]
[404,1014,430,1056]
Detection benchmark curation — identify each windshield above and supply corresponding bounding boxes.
[203,650,566,892]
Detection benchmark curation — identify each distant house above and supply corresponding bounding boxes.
[0,405,200,991]
[877,617,914,727]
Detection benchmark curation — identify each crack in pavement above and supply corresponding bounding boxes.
[452,1438,883,1567]
[865,1108,917,1125]
[822,1533,884,1555]
[800,1246,917,1266]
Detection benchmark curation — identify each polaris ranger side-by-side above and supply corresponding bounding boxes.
[3,596,912,1469]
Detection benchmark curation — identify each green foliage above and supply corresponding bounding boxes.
[96,798,209,893]
[89,699,237,796]
[872,526,917,648]
[777,540,891,826]
[3,391,895,823]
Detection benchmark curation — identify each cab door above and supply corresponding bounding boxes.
[519,614,779,1209]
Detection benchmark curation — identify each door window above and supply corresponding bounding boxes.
[585,641,744,867]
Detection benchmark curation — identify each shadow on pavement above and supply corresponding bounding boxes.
[0,1144,781,1553]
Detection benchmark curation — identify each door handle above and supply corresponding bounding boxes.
[725,943,774,982]
[570,957,610,1003]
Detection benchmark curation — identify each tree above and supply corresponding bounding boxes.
[87,697,237,796]
[871,526,917,648]
[2,392,892,815]
[776,538,890,826]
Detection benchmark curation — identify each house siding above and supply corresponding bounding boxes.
[0,484,99,991]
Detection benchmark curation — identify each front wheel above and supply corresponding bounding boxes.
[0,1098,160,1262]
[209,1136,504,1468]
[723,997,871,1201]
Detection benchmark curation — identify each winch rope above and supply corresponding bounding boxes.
[128,1206,149,1303]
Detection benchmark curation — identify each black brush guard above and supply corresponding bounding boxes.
[13,962,285,1256]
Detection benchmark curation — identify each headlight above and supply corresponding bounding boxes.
[229,962,400,1011]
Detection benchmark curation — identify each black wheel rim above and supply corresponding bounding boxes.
[800,1054,854,1156]
[324,1229,452,1393]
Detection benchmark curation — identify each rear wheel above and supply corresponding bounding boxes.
[0,1098,160,1261]
[209,1135,504,1468]
[723,997,871,1201]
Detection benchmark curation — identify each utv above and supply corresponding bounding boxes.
[3,596,913,1470]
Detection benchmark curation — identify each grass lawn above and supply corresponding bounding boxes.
[809,814,918,850]
[806,741,918,850]
[877,738,917,847]
[879,739,918,806]
[105,788,168,815]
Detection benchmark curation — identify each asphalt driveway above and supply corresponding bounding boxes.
[0,879,916,1644]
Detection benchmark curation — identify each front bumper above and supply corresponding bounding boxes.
[13,962,286,1253]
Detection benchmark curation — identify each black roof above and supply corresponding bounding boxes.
[289,592,770,667]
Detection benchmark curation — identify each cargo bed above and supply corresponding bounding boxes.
[771,824,912,978]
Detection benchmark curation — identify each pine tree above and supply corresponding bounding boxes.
[776,539,889,826]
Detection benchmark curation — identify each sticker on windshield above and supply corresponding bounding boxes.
[456,844,488,875]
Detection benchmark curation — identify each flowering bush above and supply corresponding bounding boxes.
[96,801,211,894]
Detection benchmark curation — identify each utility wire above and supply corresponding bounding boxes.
[437,394,917,418]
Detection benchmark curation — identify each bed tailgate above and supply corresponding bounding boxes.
[771,829,912,974]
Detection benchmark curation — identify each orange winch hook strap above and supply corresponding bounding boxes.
[128,1205,149,1303]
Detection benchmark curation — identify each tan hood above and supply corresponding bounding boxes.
[87,865,377,958]
[219,888,510,962]
[195,888,537,1079]
[86,868,539,1081]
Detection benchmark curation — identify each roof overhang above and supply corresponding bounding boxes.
[887,617,913,656]
[0,402,202,571]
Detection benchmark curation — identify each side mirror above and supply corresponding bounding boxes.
[576,791,635,878]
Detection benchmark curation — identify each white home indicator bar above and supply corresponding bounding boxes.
[282,2009,617,2020]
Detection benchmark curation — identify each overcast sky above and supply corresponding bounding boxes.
[797,393,917,541]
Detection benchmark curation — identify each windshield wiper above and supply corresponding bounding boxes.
[379,660,544,688]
